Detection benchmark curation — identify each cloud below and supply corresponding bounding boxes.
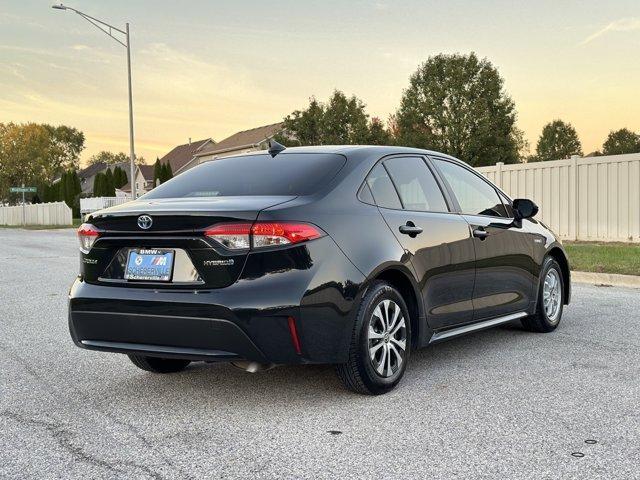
[0,12,45,29]
[580,17,640,45]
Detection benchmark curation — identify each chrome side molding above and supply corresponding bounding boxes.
[429,311,528,343]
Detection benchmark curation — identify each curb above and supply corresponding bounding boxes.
[572,271,640,289]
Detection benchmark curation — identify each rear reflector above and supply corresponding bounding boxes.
[205,222,323,250]
[287,316,302,355]
[77,223,100,253]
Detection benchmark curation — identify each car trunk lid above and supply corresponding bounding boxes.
[83,196,295,288]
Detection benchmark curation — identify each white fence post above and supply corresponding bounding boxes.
[569,155,578,241]
[495,162,504,189]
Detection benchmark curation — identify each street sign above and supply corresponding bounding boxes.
[10,187,36,193]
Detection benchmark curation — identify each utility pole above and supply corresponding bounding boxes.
[22,183,26,226]
[52,4,137,198]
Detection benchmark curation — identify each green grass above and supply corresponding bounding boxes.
[0,218,82,230]
[564,242,640,276]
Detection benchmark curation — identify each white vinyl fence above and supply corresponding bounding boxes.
[476,153,640,242]
[0,201,72,226]
[80,196,131,214]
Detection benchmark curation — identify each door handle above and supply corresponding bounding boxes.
[399,222,423,237]
[472,227,489,240]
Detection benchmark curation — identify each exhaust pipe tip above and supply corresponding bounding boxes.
[231,361,275,373]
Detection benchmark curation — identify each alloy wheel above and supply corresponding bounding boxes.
[543,268,562,323]
[368,299,407,378]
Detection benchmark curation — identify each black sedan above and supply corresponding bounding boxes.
[69,144,570,394]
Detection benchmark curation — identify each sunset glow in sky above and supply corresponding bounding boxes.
[1,0,639,164]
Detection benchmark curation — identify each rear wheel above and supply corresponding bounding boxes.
[336,281,411,395]
[521,257,564,332]
[128,355,191,373]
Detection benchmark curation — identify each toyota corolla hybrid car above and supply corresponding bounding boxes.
[69,144,570,395]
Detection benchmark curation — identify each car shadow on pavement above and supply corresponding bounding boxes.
[86,321,535,408]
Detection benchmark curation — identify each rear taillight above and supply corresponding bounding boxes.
[204,223,251,250]
[251,222,323,248]
[205,222,323,250]
[77,223,100,253]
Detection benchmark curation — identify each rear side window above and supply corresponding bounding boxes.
[433,159,508,217]
[142,153,346,198]
[366,164,402,209]
[383,157,448,212]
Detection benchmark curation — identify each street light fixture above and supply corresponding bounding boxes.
[52,3,137,199]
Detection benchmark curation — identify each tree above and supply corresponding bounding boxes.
[602,128,640,155]
[394,53,523,166]
[158,163,167,184]
[93,172,104,197]
[103,169,115,197]
[164,162,173,182]
[112,166,127,189]
[153,158,162,187]
[276,90,394,146]
[0,122,85,202]
[367,117,395,145]
[320,91,370,144]
[45,125,85,171]
[88,151,129,166]
[156,162,173,184]
[535,120,582,161]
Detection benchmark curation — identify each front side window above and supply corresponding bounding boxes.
[433,159,508,217]
[366,163,402,209]
[383,157,448,212]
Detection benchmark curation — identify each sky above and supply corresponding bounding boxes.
[1,0,639,165]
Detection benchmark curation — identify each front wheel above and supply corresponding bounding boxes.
[521,257,565,333]
[336,281,411,395]
[128,355,191,373]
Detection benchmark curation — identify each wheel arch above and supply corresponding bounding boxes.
[547,246,571,305]
[365,265,426,348]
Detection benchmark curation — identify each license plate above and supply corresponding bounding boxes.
[125,249,174,282]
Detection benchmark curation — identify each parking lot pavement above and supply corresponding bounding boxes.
[1,228,638,480]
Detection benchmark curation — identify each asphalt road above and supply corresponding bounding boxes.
[1,228,639,480]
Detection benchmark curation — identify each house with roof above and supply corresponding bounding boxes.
[77,161,131,196]
[158,138,215,175]
[179,123,283,174]
[117,164,156,198]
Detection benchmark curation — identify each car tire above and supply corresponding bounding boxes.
[128,355,191,373]
[336,281,411,395]
[521,256,564,333]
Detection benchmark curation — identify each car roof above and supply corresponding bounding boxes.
[232,145,464,164]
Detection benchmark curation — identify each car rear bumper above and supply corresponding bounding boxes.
[69,309,269,363]
[68,237,366,364]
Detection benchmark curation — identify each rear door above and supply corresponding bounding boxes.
[366,155,476,329]
[430,157,535,320]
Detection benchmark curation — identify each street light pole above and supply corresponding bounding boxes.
[125,23,136,199]
[52,4,137,199]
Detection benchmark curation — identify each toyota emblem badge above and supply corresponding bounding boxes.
[137,215,153,230]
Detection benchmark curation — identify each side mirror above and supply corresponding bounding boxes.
[512,198,538,220]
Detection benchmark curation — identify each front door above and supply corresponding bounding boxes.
[365,156,476,330]
[431,157,535,320]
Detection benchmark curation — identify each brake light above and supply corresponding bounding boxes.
[203,223,251,250]
[252,222,323,248]
[77,223,100,253]
[205,222,323,250]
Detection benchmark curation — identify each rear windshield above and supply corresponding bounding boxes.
[142,153,346,199]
